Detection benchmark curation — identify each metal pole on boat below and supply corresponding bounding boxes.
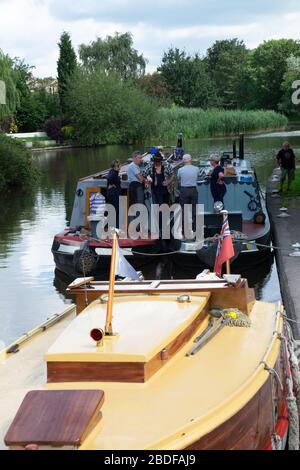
[105,231,118,335]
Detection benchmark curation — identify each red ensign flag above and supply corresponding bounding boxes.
[214,214,235,275]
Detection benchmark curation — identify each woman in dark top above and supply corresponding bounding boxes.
[107,160,122,227]
[209,154,227,204]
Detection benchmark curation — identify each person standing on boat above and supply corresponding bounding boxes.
[127,151,146,205]
[177,154,199,236]
[276,142,296,192]
[143,152,174,239]
[106,159,122,228]
[209,154,227,204]
[143,152,174,206]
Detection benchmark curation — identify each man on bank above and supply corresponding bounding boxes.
[276,142,296,192]
[177,154,200,237]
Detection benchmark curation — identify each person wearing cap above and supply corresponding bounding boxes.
[177,154,200,234]
[209,153,227,203]
[143,152,174,239]
[127,151,146,205]
[143,151,174,205]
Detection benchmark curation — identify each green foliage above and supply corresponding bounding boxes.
[65,67,158,145]
[206,39,250,108]
[0,50,20,129]
[156,108,288,139]
[79,32,146,80]
[61,125,74,140]
[158,48,219,108]
[251,39,300,110]
[0,134,39,190]
[57,32,77,115]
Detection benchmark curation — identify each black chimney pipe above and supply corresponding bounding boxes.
[239,134,244,159]
[233,140,237,159]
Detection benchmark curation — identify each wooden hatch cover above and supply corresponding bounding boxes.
[4,390,104,449]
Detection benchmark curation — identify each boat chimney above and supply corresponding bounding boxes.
[239,134,244,160]
[233,140,237,159]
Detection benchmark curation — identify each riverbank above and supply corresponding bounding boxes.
[266,168,300,339]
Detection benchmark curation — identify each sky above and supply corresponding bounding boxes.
[1,0,300,77]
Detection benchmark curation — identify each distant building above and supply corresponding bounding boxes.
[29,77,58,94]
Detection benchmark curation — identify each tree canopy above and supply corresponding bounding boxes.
[79,32,146,80]
[57,31,77,114]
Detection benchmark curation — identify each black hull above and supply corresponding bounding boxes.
[171,230,271,276]
[52,248,158,281]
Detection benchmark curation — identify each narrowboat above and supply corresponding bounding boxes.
[51,136,270,279]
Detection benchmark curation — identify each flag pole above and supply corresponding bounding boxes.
[105,230,118,335]
[222,210,231,275]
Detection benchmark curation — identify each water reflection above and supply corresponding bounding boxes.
[0,132,294,344]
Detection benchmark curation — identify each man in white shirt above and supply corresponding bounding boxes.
[177,154,199,236]
[127,150,146,204]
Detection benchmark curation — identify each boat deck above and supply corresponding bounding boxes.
[0,294,282,450]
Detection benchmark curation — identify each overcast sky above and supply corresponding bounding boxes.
[1,0,300,77]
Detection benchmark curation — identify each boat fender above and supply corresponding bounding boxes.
[253,211,266,224]
[73,247,98,275]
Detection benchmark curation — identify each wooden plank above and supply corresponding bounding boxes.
[68,277,95,289]
[47,361,145,383]
[4,390,104,447]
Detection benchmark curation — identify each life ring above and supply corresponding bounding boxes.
[253,211,266,224]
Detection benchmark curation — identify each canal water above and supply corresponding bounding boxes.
[1,131,299,345]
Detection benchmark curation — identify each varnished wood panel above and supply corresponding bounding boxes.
[4,390,104,447]
[47,361,145,383]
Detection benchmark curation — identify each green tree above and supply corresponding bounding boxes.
[0,50,20,130]
[65,66,158,145]
[158,48,218,107]
[0,134,38,190]
[206,39,249,108]
[79,32,146,80]
[57,31,77,114]
[251,39,300,110]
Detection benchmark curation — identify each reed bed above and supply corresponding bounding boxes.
[156,108,288,138]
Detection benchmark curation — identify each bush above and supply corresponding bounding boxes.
[44,117,64,143]
[0,134,39,190]
[61,125,74,140]
[66,67,158,145]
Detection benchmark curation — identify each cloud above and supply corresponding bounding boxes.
[47,0,300,26]
[1,0,300,77]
